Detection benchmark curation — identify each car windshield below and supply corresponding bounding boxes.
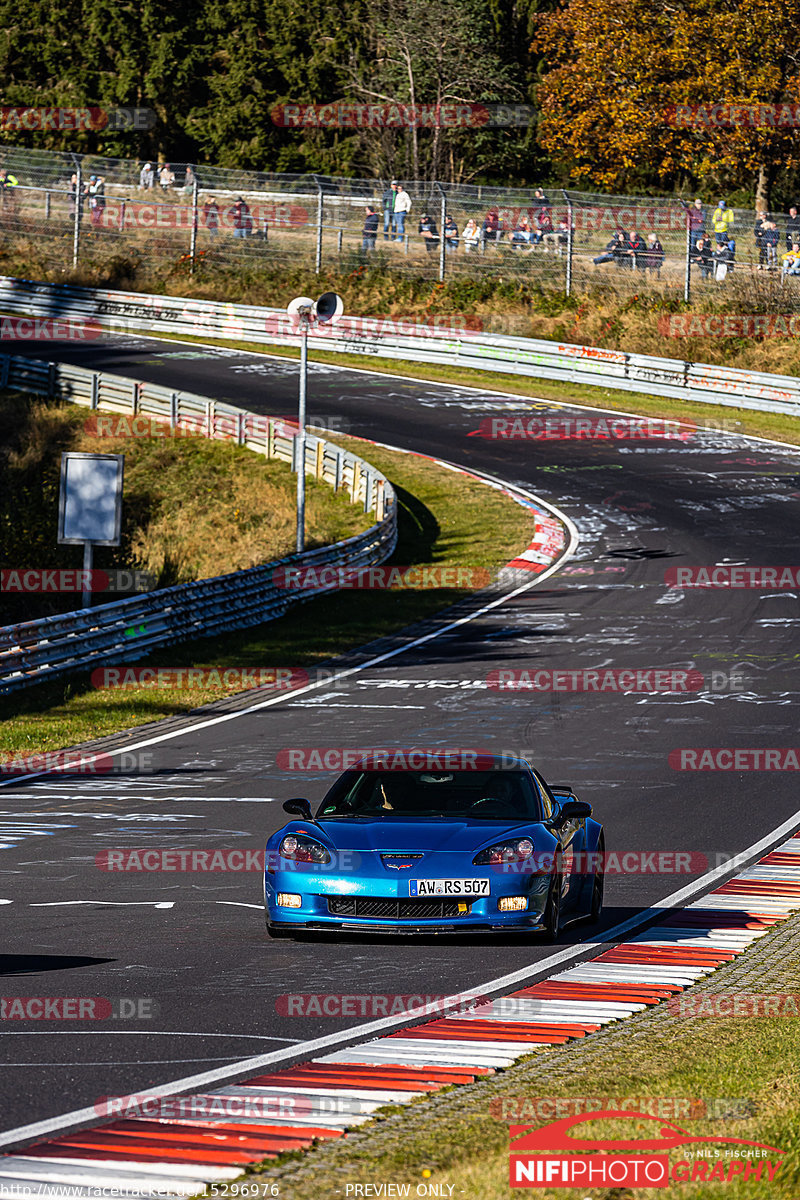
[317,770,541,821]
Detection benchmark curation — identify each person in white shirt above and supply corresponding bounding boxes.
[462,218,480,253]
[139,162,154,190]
[392,183,411,241]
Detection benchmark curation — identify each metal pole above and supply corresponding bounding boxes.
[562,189,573,298]
[72,161,82,269]
[189,180,199,274]
[82,541,92,609]
[296,317,309,552]
[435,182,446,282]
[684,214,692,304]
[45,191,50,221]
[314,177,323,275]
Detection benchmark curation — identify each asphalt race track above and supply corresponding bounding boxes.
[2,331,800,1141]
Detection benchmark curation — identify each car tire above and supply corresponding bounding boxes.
[589,842,605,923]
[541,871,562,942]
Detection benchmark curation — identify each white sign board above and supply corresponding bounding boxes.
[58,453,124,546]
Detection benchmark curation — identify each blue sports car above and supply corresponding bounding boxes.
[264,754,604,938]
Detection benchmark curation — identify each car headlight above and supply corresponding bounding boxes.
[473,837,535,865]
[279,834,331,865]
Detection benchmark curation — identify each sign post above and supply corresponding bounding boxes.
[57,453,124,609]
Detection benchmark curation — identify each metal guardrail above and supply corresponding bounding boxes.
[0,353,397,694]
[1,275,800,418]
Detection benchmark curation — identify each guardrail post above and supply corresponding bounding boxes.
[0,356,8,388]
[72,160,82,269]
[45,191,51,221]
[435,182,447,282]
[267,418,275,459]
[119,199,126,232]
[90,373,99,409]
[237,412,245,446]
[562,189,574,298]
[47,362,56,397]
[376,478,385,521]
[170,391,178,429]
[190,180,199,274]
[364,470,373,513]
[315,438,324,478]
[206,400,214,438]
[334,449,343,492]
[337,229,343,254]
[131,381,140,414]
[313,176,324,275]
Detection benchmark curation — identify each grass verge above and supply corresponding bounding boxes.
[0,435,535,756]
[237,919,800,1199]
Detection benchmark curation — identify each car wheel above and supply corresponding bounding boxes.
[588,836,605,923]
[590,867,604,923]
[541,872,562,942]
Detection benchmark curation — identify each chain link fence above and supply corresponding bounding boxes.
[0,145,797,304]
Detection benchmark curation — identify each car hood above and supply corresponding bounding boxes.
[313,818,539,854]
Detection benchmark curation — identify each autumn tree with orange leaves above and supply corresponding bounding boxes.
[534,0,800,209]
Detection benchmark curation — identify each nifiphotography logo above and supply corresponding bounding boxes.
[508,1111,785,1188]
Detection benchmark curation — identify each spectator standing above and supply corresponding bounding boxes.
[88,175,105,229]
[182,166,198,199]
[362,204,378,251]
[712,199,734,244]
[444,213,458,252]
[139,162,154,190]
[462,217,480,253]
[762,220,779,269]
[419,212,439,253]
[68,173,80,219]
[555,219,571,257]
[687,197,705,235]
[229,196,251,238]
[382,181,396,240]
[644,231,664,275]
[203,198,220,241]
[393,183,411,241]
[786,205,800,249]
[754,211,768,268]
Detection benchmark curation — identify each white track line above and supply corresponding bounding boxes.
[2,803,798,1151]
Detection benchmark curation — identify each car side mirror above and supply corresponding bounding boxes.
[283,798,313,820]
[554,799,592,823]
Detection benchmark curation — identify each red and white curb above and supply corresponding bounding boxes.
[2,833,799,1197]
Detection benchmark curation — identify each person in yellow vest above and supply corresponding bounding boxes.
[712,200,734,245]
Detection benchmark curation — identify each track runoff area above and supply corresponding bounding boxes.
[1,330,800,1194]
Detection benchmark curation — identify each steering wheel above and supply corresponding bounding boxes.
[468,797,519,816]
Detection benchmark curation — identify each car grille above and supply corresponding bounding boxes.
[327,896,471,919]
